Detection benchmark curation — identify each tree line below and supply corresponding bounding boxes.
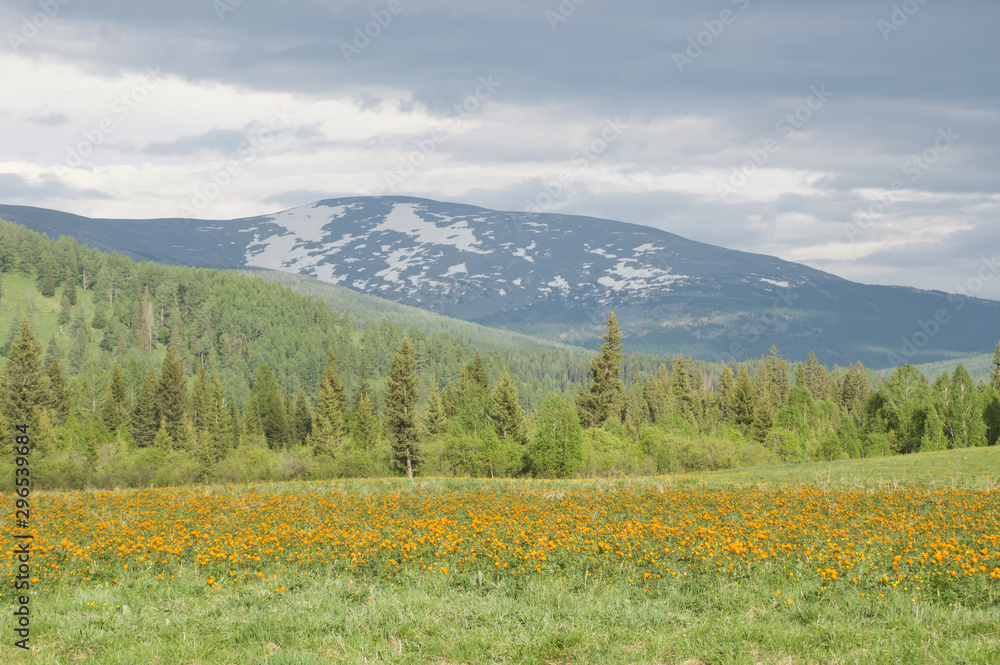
[0,219,997,489]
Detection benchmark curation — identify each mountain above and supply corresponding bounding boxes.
[2,196,998,368]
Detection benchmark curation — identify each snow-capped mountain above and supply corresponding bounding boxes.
[2,196,997,367]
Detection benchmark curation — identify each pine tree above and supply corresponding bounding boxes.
[805,351,828,401]
[763,345,789,407]
[46,358,70,424]
[208,374,235,458]
[577,313,625,428]
[715,366,734,420]
[131,371,159,447]
[310,353,349,456]
[384,337,421,478]
[623,377,649,443]
[38,256,57,297]
[292,390,312,446]
[729,365,756,428]
[919,407,946,452]
[0,318,49,425]
[750,393,775,443]
[990,341,1000,393]
[460,350,490,393]
[250,364,289,449]
[352,362,373,412]
[153,418,174,450]
[104,360,129,432]
[57,287,72,325]
[424,376,449,438]
[69,319,90,373]
[490,370,527,445]
[157,346,188,440]
[671,356,696,424]
[64,267,78,306]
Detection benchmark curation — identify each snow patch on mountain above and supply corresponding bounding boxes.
[373,203,491,254]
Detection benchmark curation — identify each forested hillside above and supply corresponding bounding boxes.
[0,218,997,490]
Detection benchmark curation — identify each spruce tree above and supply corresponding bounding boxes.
[384,337,421,478]
[57,288,72,325]
[425,377,449,438]
[104,360,129,432]
[576,312,625,428]
[310,353,349,456]
[729,365,756,428]
[46,358,71,425]
[157,346,188,440]
[250,364,288,449]
[671,356,696,424]
[715,366,734,420]
[0,318,49,425]
[460,351,490,393]
[131,371,159,447]
[490,370,527,445]
[990,341,1000,393]
[293,389,312,446]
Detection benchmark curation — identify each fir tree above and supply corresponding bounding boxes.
[104,360,129,432]
[671,356,696,424]
[715,366,734,420]
[460,350,490,393]
[990,341,1000,393]
[384,337,421,478]
[729,365,756,428]
[57,287,72,325]
[750,393,775,443]
[38,256,57,297]
[424,376,449,438]
[310,353,349,456]
[46,357,71,425]
[293,389,312,446]
[64,267,78,306]
[577,313,625,428]
[0,318,49,425]
[490,370,527,445]
[131,372,159,447]
[157,346,188,440]
[250,364,288,448]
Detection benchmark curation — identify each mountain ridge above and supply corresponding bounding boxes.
[2,195,997,368]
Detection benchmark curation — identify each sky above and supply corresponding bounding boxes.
[1,0,998,298]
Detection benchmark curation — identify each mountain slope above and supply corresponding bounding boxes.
[3,196,997,368]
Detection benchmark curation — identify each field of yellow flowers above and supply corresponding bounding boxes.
[4,475,999,663]
[8,478,999,599]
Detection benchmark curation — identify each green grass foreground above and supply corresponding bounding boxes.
[4,447,1000,664]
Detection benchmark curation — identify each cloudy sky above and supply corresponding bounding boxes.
[1,0,998,297]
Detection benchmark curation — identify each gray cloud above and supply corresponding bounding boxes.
[0,0,997,300]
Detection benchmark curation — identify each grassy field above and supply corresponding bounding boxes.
[3,449,999,664]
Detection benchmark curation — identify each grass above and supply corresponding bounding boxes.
[677,444,1000,490]
[4,447,1000,664]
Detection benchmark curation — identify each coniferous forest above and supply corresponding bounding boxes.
[1,218,998,490]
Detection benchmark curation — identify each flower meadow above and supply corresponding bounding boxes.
[5,478,999,603]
